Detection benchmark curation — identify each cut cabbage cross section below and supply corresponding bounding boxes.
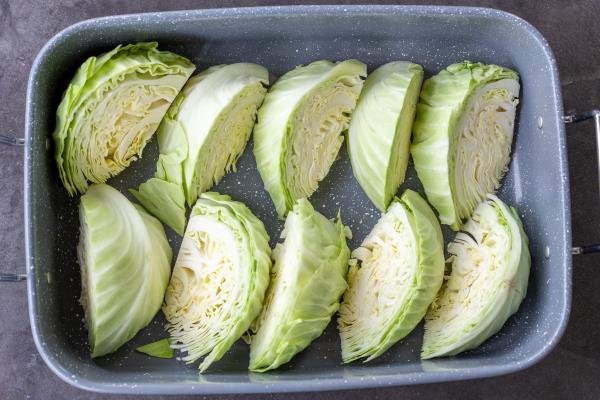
[411,61,520,230]
[54,42,195,195]
[254,60,367,218]
[422,195,531,359]
[249,199,351,372]
[131,64,269,235]
[338,189,444,363]
[163,192,271,372]
[348,62,424,211]
[78,183,172,358]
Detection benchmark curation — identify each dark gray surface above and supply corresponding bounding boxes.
[24,4,570,395]
[1,0,599,399]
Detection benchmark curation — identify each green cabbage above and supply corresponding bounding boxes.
[136,339,174,359]
[422,195,530,359]
[254,60,367,218]
[348,62,424,211]
[54,42,195,195]
[163,192,271,372]
[131,64,268,234]
[249,199,350,372]
[411,61,520,230]
[78,183,172,357]
[338,189,444,363]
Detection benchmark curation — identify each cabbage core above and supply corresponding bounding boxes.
[286,77,363,200]
[451,79,519,220]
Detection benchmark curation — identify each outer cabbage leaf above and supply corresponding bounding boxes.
[78,183,172,358]
[348,62,424,211]
[249,199,351,372]
[411,61,520,230]
[54,42,195,195]
[422,195,531,359]
[132,64,268,234]
[254,60,367,218]
[163,192,271,372]
[338,189,444,363]
[136,339,174,359]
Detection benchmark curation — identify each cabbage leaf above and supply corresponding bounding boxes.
[136,339,174,359]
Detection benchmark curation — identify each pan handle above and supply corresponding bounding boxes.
[0,134,27,282]
[0,273,27,282]
[564,110,600,255]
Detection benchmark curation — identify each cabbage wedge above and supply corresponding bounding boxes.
[254,60,367,218]
[348,62,424,211]
[338,189,444,363]
[163,192,271,372]
[249,199,351,372]
[54,42,195,195]
[411,61,520,230]
[131,64,268,234]
[78,184,172,358]
[422,195,530,359]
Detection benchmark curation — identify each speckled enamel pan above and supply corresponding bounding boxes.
[14,5,580,395]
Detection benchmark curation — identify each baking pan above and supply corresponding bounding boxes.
[5,4,590,395]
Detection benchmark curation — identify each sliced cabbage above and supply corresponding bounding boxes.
[249,199,351,372]
[411,61,520,230]
[131,64,268,234]
[163,192,271,372]
[348,62,424,211]
[254,60,367,218]
[422,195,530,359]
[338,189,444,363]
[78,183,172,358]
[54,42,195,195]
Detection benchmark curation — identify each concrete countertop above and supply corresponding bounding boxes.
[1,1,599,399]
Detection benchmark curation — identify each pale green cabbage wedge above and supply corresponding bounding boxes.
[338,189,444,363]
[78,183,172,358]
[54,42,195,195]
[249,199,351,372]
[422,195,530,359]
[348,62,424,211]
[411,61,520,230]
[163,192,271,372]
[254,60,367,218]
[131,64,269,234]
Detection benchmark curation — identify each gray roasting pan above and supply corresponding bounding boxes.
[7,4,599,395]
